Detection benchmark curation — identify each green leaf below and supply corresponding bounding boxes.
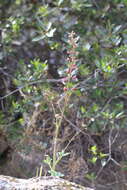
[92,104,99,112]
[46,22,52,31]
[90,157,97,164]
[46,28,56,38]
[90,145,97,155]
[101,159,107,167]
[58,0,64,6]
[113,25,122,34]
[32,35,45,42]
[43,155,52,168]
[85,172,96,180]
[80,106,86,113]
[38,5,48,16]
[84,3,93,7]
[99,152,107,158]
[115,112,124,119]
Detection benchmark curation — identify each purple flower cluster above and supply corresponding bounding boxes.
[61,31,79,91]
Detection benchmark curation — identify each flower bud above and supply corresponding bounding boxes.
[63,87,68,91]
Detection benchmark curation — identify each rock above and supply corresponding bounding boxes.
[0,175,94,190]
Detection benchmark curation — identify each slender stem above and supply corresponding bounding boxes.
[52,93,70,171]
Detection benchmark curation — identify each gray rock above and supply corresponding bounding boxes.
[0,175,94,190]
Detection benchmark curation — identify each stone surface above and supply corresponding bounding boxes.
[0,175,94,190]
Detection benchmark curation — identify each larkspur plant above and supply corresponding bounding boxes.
[44,31,80,177]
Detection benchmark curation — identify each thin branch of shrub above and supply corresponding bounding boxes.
[0,73,95,100]
[95,128,121,180]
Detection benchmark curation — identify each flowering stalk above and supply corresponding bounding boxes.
[62,31,79,91]
[52,31,79,172]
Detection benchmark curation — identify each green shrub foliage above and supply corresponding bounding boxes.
[1,0,127,135]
